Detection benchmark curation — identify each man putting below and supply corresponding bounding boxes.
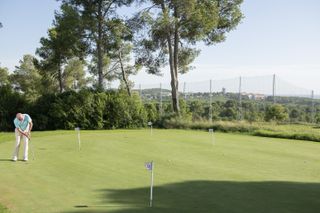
[12,113,33,162]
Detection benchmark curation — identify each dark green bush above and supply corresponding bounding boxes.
[0,85,28,131]
[3,89,148,131]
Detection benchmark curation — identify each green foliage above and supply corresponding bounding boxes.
[242,102,262,122]
[37,3,87,93]
[10,55,43,102]
[265,104,289,122]
[315,113,320,123]
[132,0,243,113]
[62,57,87,90]
[0,204,9,213]
[144,102,159,123]
[27,89,147,130]
[0,66,10,86]
[104,91,147,128]
[290,108,301,122]
[253,129,320,142]
[0,85,27,131]
[134,0,243,74]
[160,119,320,143]
[220,100,237,120]
[162,119,259,133]
[189,100,205,120]
[61,0,135,90]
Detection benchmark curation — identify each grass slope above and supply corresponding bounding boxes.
[164,120,320,142]
[0,130,320,213]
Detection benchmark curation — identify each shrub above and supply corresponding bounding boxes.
[0,85,28,131]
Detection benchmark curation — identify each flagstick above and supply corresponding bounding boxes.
[209,129,215,146]
[150,161,154,207]
[28,136,35,160]
[211,131,214,146]
[148,122,153,136]
[75,127,81,151]
[78,130,81,151]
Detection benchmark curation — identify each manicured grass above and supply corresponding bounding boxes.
[0,129,320,213]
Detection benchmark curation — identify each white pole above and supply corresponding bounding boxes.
[311,90,315,123]
[78,130,81,151]
[28,138,35,160]
[75,127,81,151]
[238,76,242,120]
[272,74,276,104]
[212,131,214,145]
[209,129,214,146]
[148,122,153,136]
[183,82,187,100]
[150,161,154,207]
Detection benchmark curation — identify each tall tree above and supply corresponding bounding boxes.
[99,19,139,96]
[0,66,10,86]
[132,0,243,113]
[10,55,42,102]
[37,3,86,93]
[116,43,139,96]
[61,0,134,90]
[102,42,139,96]
[63,57,88,91]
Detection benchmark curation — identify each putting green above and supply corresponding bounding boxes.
[0,129,320,213]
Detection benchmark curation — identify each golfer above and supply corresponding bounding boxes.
[12,113,33,161]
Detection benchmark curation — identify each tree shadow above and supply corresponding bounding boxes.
[64,180,320,213]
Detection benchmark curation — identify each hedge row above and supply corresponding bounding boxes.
[0,86,157,131]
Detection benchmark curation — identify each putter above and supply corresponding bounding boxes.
[27,136,35,160]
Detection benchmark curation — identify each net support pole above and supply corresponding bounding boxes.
[311,90,315,123]
[160,83,163,116]
[238,76,242,120]
[183,82,187,100]
[209,79,213,122]
[272,74,276,104]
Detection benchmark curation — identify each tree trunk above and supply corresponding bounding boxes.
[58,61,63,93]
[119,52,131,97]
[170,46,179,113]
[161,2,180,114]
[173,6,180,113]
[97,1,104,90]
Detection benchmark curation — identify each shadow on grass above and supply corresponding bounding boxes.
[0,159,12,162]
[65,181,320,213]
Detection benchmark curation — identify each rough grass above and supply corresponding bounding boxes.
[0,130,320,213]
[0,205,9,213]
[163,119,320,142]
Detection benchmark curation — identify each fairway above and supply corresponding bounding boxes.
[0,129,320,213]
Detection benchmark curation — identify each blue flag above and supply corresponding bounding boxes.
[145,162,153,171]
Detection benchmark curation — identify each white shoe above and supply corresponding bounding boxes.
[23,159,28,162]
[12,158,17,162]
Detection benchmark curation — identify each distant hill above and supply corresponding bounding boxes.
[133,88,318,106]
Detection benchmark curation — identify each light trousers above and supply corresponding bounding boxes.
[12,129,29,160]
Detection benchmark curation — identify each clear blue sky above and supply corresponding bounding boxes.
[0,0,320,92]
